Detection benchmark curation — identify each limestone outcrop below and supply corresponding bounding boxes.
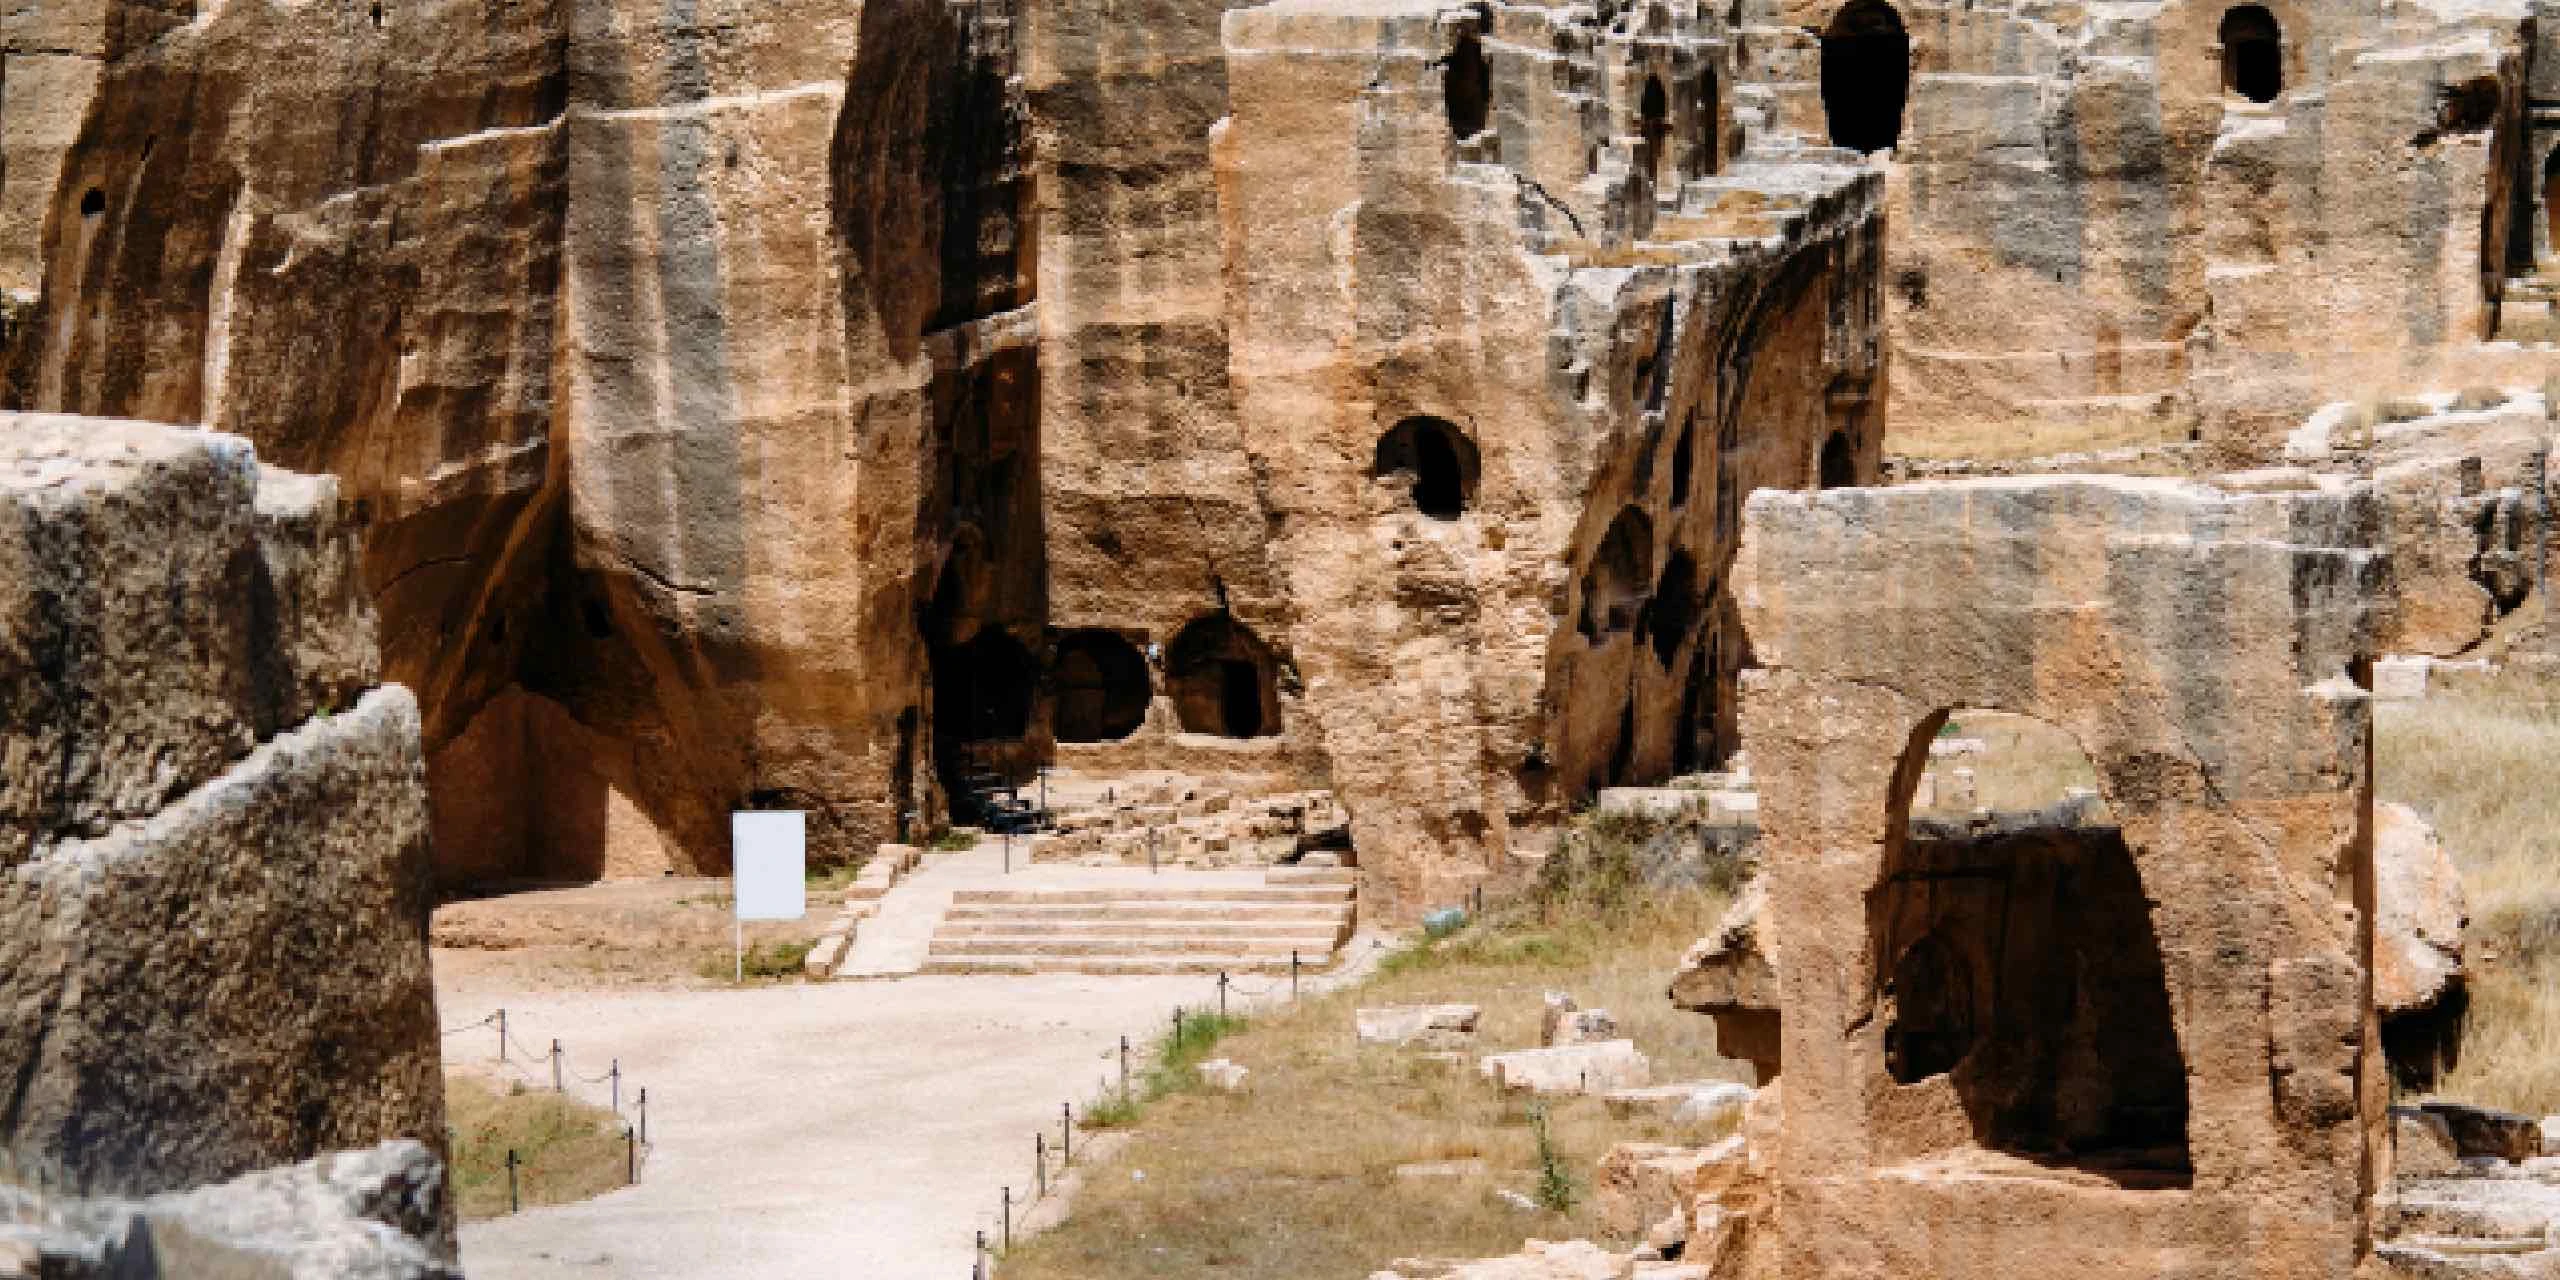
[0,418,445,1256]
[1734,0,2559,450]
[0,0,1888,915]
[2,1140,457,1279]
[1720,475,2384,1279]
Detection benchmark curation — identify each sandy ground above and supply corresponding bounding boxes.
[441,966,1217,1279]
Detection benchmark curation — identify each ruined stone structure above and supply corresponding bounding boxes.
[0,0,1885,914]
[0,416,449,1262]
[1692,475,2386,1278]
[1734,0,2560,447]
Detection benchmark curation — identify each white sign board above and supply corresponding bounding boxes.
[731,811,807,922]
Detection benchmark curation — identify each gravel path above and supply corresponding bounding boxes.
[443,969,1217,1279]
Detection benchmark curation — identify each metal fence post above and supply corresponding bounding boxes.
[496,1008,507,1063]
[1291,950,1300,1000]
[1061,1102,1072,1162]
[610,1059,621,1114]
[1002,1186,1012,1253]
[1119,1036,1130,1097]
[1036,1134,1047,1197]
[505,1149,520,1214]
[551,1039,563,1093]
[638,1088,648,1144]
[974,1231,987,1280]
[1218,971,1228,1018]
[626,1127,637,1185]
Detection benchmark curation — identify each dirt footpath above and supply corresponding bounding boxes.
[440,967,1213,1279]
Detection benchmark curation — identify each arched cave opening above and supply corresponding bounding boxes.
[1818,431,1857,489]
[1649,550,1700,667]
[1373,416,1481,519]
[1578,506,1655,639]
[79,187,106,217]
[1819,0,1911,155]
[1051,629,1151,742]
[1693,70,1721,178]
[1446,33,1492,139]
[2219,6,2283,104]
[1167,614,1282,738]
[1874,708,2190,1187]
[1671,637,1717,774]
[1639,75,1671,183]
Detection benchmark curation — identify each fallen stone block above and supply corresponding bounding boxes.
[1393,1159,1487,1180]
[1597,1142,1716,1238]
[1197,1058,1249,1092]
[2394,1106,2462,1177]
[1672,1083,1755,1135]
[1479,1041,1651,1094]
[804,934,845,979]
[1358,1004,1481,1049]
[2420,1102,2542,1162]
[1548,1008,1618,1047]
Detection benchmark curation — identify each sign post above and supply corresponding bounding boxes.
[731,810,808,982]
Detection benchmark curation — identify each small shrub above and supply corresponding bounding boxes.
[1081,1091,1142,1130]
[2454,384,2508,412]
[2377,395,2437,425]
[445,1076,631,1221]
[1529,1102,1577,1212]
[930,829,979,852]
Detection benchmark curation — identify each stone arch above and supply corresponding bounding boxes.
[1820,0,1910,154]
[1050,629,1150,742]
[1578,506,1654,638]
[1166,614,1282,738]
[1818,431,1856,489]
[1872,707,2191,1186]
[1445,31,1492,139]
[1373,415,1481,519]
[1639,74,1671,182]
[2218,5,2282,103]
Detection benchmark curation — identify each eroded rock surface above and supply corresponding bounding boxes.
[0,420,444,1259]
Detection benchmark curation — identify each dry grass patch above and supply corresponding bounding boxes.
[446,1074,633,1221]
[2378,668,2560,1114]
[1004,859,1745,1280]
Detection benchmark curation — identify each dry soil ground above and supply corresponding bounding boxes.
[436,961,1216,1279]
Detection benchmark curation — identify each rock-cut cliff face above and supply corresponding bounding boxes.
[0,415,448,1260]
[0,0,1888,908]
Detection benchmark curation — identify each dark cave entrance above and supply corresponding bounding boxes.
[932,628,1036,753]
[1578,506,1655,639]
[1446,32,1492,139]
[2219,6,2283,104]
[1819,431,1857,489]
[1693,71,1721,178]
[1168,614,1283,738]
[1873,709,2192,1188]
[1640,75,1671,183]
[1820,0,1911,155]
[1051,629,1150,742]
[1374,416,1481,519]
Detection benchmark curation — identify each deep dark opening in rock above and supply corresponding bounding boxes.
[1650,550,1699,666]
[1640,75,1670,182]
[1819,431,1856,489]
[1374,416,1480,519]
[2220,6,2283,103]
[79,188,106,218]
[1051,629,1150,742]
[1874,709,2192,1188]
[1578,506,1655,638]
[1693,71,1721,177]
[1671,637,1716,774]
[1168,614,1282,738]
[934,629,1037,745]
[1446,33,1492,139]
[2544,149,2559,256]
[1820,0,1910,154]
[1670,416,1696,507]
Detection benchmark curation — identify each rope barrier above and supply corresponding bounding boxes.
[440,1012,499,1037]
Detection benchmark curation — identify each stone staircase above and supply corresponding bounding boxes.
[918,867,1357,975]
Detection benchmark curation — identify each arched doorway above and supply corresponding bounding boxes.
[1050,630,1150,742]
[1578,506,1655,639]
[1820,0,1911,154]
[1875,708,2190,1186]
[1819,431,1857,489]
[2219,6,2283,103]
[1648,549,1701,667]
[1166,615,1283,738]
[1373,416,1481,518]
